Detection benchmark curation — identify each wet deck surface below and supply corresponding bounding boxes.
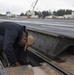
[6,63,60,75]
[0,19,74,38]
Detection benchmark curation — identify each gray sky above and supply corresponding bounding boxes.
[0,0,74,14]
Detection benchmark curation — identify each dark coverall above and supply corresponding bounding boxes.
[0,22,28,66]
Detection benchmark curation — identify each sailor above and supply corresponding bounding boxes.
[0,22,34,67]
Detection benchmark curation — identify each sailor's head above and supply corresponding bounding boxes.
[18,31,34,48]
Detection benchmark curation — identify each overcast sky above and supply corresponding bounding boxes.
[0,0,74,14]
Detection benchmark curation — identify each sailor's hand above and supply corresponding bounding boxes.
[7,63,10,68]
[15,62,20,66]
